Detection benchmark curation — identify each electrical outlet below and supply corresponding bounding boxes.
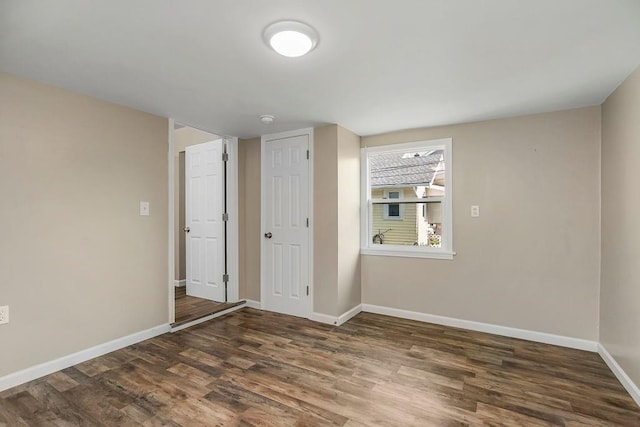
[0,306,8,325]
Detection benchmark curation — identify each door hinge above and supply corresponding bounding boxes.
[306,218,309,228]
[222,212,229,222]
[222,152,229,162]
[306,286,309,296]
[223,274,229,283]
[306,150,309,160]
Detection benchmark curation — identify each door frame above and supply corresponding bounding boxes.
[167,118,240,323]
[260,128,314,319]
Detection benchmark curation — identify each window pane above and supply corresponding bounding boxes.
[369,150,445,199]
[371,202,442,247]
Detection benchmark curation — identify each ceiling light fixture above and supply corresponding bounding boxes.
[263,20,318,58]
[260,114,275,124]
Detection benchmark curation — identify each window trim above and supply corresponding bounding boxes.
[360,138,453,260]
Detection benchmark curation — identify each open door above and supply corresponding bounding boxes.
[185,139,226,301]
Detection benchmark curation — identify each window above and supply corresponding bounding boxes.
[383,190,403,220]
[361,138,453,259]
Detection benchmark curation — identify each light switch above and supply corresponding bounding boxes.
[470,205,480,217]
[140,201,150,216]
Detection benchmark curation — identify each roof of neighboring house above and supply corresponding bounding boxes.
[370,150,444,188]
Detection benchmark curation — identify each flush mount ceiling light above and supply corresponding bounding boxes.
[260,114,275,124]
[263,20,319,57]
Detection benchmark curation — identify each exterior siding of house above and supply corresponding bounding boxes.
[425,186,444,237]
[371,187,419,245]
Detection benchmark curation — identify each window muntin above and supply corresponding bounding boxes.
[361,138,453,259]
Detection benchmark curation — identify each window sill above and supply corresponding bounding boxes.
[360,248,455,260]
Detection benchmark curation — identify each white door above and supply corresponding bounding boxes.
[262,132,311,318]
[185,139,225,301]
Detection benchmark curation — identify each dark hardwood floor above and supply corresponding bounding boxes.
[1,309,639,426]
[173,286,243,326]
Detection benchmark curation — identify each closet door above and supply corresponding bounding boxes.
[185,139,225,302]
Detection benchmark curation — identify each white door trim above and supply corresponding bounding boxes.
[260,128,314,319]
[167,121,241,324]
[224,137,240,302]
[168,118,176,323]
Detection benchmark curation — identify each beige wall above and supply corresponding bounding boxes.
[0,73,168,376]
[314,125,362,316]
[173,127,219,281]
[313,125,340,315]
[238,137,261,301]
[336,125,362,315]
[601,65,640,386]
[174,127,219,152]
[361,107,601,340]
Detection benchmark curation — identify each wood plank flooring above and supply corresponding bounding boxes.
[173,286,242,326]
[1,309,639,426]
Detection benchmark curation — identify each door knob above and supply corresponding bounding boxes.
[183,226,190,233]
[264,232,272,239]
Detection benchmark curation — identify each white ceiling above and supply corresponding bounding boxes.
[2,1,640,138]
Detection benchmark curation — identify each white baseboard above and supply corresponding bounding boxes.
[337,304,362,326]
[598,343,640,407]
[361,304,598,352]
[0,323,170,393]
[170,303,246,333]
[239,301,360,326]
[243,299,262,309]
[242,301,338,324]
[311,304,363,326]
[174,280,186,287]
[310,312,337,325]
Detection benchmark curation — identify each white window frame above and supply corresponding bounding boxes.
[360,138,453,260]
[383,189,404,220]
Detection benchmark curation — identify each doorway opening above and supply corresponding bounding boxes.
[170,122,241,327]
